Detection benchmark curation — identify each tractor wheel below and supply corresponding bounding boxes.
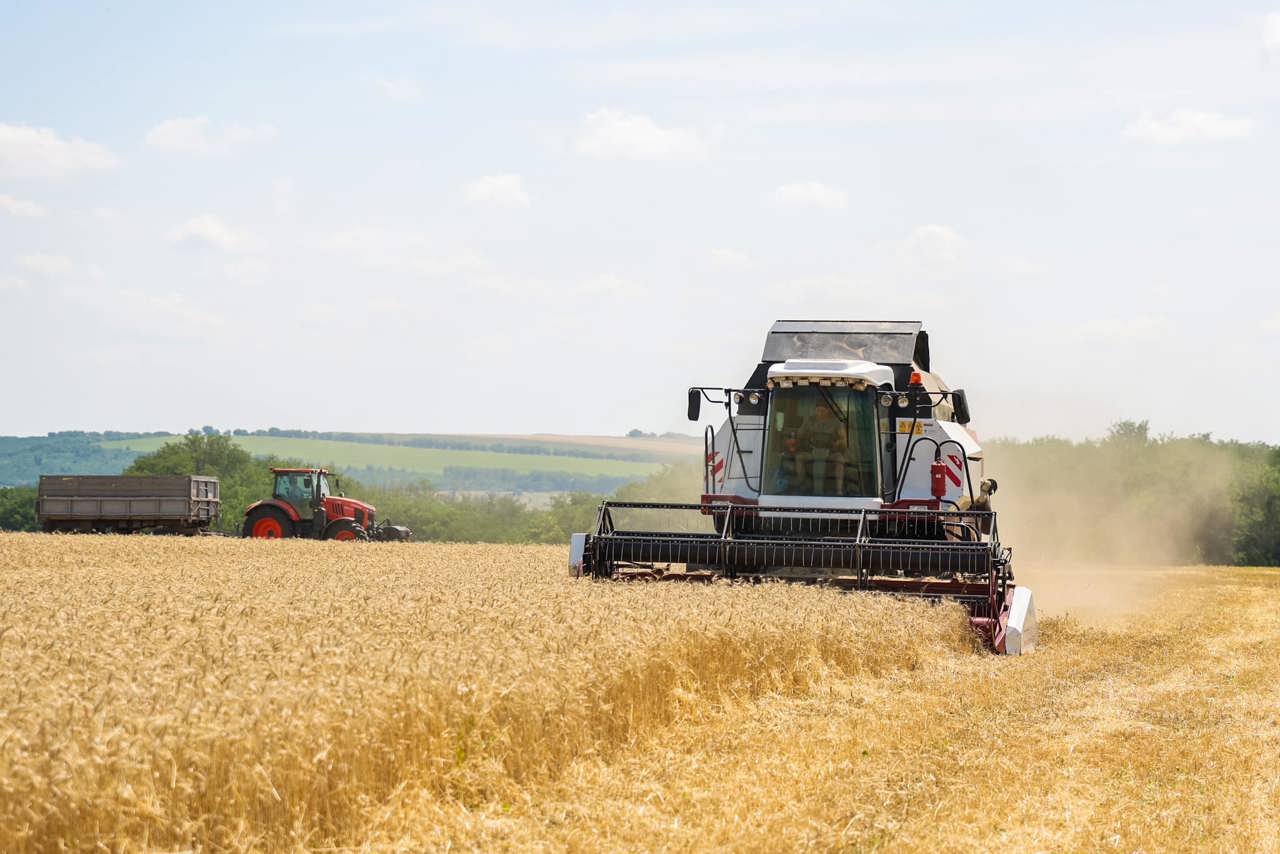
[243,507,294,539]
[325,518,368,542]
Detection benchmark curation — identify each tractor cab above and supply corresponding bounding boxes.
[271,468,333,519]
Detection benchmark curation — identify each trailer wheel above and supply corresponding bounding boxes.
[244,507,293,539]
[324,518,368,542]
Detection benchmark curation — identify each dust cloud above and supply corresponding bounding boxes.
[642,439,1237,622]
[984,438,1237,622]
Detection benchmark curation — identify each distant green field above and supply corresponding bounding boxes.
[100,436,663,479]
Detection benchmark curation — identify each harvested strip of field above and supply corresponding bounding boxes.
[0,535,969,852]
[385,567,1280,852]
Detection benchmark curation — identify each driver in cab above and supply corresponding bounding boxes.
[280,475,311,506]
[797,400,848,494]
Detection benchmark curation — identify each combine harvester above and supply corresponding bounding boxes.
[570,320,1036,654]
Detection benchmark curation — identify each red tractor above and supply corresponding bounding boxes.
[242,467,412,542]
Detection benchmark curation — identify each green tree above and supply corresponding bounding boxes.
[1233,451,1280,566]
[127,432,253,477]
[545,492,601,540]
[1105,420,1150,444]
[0,486,37,531]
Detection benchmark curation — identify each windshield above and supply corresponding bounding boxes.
[761,386,880,497]
[274,472,314,504]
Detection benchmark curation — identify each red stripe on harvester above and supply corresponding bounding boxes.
[945,455,963,487]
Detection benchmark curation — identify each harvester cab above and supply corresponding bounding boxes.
[571,320,1036,654]
[242,467,412,542]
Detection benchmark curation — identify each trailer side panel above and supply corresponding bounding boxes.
[37,475,221,533]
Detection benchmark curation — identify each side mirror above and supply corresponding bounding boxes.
[951,389,972,425]
[687,388,701,421]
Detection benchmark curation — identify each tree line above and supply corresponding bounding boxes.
[1,425,1277,566]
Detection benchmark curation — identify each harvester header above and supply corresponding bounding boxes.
[571,319,1036,654]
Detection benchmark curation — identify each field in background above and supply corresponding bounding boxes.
[100,435,668,479]
[484,432,701,457]
[1,534,1277,851]
[1,431,701,490]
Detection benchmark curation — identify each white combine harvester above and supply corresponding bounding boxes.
[571,320,1036,654]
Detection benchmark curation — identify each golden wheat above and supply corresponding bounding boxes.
[0,534,973,852]
[2,536,1277,851]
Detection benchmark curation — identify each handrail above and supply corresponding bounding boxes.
[703,424,716,494]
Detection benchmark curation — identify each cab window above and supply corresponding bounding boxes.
[761,386,880,497]
[273,473,314,503]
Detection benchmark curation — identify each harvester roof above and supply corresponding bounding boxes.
[763,320,929,371]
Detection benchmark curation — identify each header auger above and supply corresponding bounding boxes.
[570,320,1036,654]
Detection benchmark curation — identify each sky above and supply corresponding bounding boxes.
[1,1,1277,442]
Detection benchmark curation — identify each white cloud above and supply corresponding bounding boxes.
[1266,13,1280,51]
[166,215,246,252]
[0,193,46,217]
[145,117,278,154]
[17,253,74,277]
[575,109,712,160]
[0,274,30,292]
[0,123,118,179]
[463,174,531,208]
[1082,314,1173,340]
[1123,109,1253,144]
[770,181,847,210]
[374,76,424,102]
[1266,311,1280,334]
[710,248,755,270]
[904,224,966,269]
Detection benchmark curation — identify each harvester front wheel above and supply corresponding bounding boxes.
[325,519,369,542]
[244,507,293,539]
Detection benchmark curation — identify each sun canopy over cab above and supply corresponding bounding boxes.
[763,320,929,373]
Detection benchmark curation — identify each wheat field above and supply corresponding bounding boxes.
[0,534,1276,852]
